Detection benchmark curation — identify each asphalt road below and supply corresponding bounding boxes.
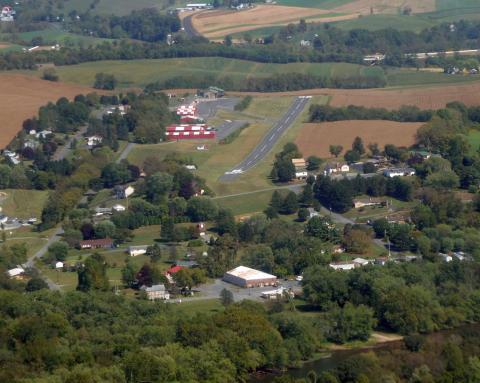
[196,98,240,120]
[182,14,200,38]
[220,96,310,181]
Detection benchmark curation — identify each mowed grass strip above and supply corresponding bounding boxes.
[48,58,385,88]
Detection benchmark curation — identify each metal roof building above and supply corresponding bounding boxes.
[223,266,277,288]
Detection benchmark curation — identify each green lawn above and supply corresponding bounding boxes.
[174,299,225,316]
[333,14,436,32]
[215,189,276,216]
[467,130,480,154]
[0,189,49,219]
[38,58,385,88]
[64,0,186,16]
[386,68,480,87]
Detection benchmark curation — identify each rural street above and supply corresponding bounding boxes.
[116,142,136,163]
[25,227,64,290]
[27,140,136,290]
[220,96,310,181]
[53,125,88,161]
[182,14,200,37]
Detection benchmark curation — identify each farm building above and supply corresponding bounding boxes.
[329,262,356,271]
[128,246,149,257]
[325,163,350,175]
[291,158,306,169]
[197,86,225,99]
[223,266,277,288]
[295,171,308,180]
[79,238,114,250]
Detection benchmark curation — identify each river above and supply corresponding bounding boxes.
[250,324,480,382]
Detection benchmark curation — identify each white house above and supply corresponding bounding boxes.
[185,165,197,171]
[55,261,64,269]
[86,135,103,148]
[383,168,416,178]
[295,171,308,180]
[329,262,356,271]
[352,257,370,267]
[7,267,24,278]
[112,204,126,212]
[325,163,350,175]
[128,245,149,257]
[261,287,294,300]
[36,130,53,139]
[142,284,170,300]
[438,253,453,262]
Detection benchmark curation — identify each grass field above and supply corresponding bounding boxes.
[46,58,384,88]
[0,189,49,219]
[215,189,277,216]
[333,14,436,32]
[467,130,480,154]
[64,0,186,15]
[386,68,480,87]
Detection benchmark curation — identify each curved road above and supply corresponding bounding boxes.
[182,14,201,38]
[220,96,310,182]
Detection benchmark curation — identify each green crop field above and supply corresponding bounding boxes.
[46,57,385,88]
[386,69,480,87]
[333,14,436,32]
[64,0,186,16]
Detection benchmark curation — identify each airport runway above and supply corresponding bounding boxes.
[219,96,310,182]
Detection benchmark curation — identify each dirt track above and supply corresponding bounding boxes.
[296,120,421,158]
[0,74,99,149]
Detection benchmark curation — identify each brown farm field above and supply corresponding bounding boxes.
[296,120,421,158]
[191,5,358,38]
[0,74,100,149]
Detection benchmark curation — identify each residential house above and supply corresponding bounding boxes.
[7,266,24,278]
[383,168,416,178]
[79,238,114,249]
[112,204,126,212]
[55,261,64,269]
[375,257,389,266]
[86,135,103,148]
[453,251,467,261]
[94,207,112,216]
[352,257,370,267]
[128,245,149,257]
[324,163,350,175]
[353,197,384,209]
[329,262,356,271]
[142,284,170,300]
[115,185,135,199]
[36,130,53,139]
[291,158,307,170]
[439,253,453,262]
[23,139,38,149]
[295,171,308,180]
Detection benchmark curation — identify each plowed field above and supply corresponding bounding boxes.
[0,74,99,149]
[296,120,422,158]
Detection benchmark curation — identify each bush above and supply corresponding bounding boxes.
[234,95,253,111]
[42,68,59,82]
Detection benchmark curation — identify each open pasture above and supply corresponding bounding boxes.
[0,74,99,149]
[49,57,384,88]
[296,120,421,158]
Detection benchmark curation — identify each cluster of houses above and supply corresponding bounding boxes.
[0,6,14,22]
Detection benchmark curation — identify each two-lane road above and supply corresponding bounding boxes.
[220,96,310,181]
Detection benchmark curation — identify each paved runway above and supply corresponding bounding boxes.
[219,96,311,181]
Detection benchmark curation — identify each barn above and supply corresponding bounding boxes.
[223,266,277,288]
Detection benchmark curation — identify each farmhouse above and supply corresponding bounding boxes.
[223,266,277,288]
[79,238,114,250]
[141,284,170,300]
[383,167,415,178]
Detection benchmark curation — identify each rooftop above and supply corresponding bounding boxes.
[225,266,276,281]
